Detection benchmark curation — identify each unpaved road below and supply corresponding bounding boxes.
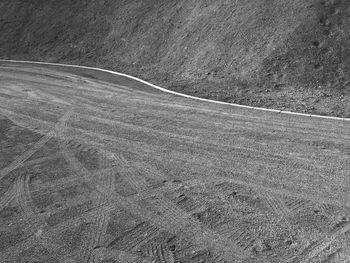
[0,61,349,263]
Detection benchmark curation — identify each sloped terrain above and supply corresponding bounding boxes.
[0,0,349,116]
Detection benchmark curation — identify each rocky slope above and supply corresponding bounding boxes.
[0,0,349,117]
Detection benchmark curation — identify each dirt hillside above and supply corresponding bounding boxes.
[0,0,349,117]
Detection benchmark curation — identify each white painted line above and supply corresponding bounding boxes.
[1,59,349,122]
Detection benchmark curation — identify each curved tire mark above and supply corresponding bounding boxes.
[0,108,73,182]
[0,180,17,212]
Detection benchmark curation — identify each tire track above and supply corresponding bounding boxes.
[20,153,63,168]
[3,60,350,263]
[229,229,256,252]
[284,197,314,214]
[95,248,151,263]
[290,222,350,263]
[0,106,54,134]
[217,179,312,219]
[108,152,248,260]
[147,244,175,263]
[1,162,201,221]
[216,179,297,219]
[258,190,290,217]
[0,109,78,262]
[14,168,75,263]
[111,193,243,262]
[4,104,317,181]
[3,109,74,231]
[72,113,310,171]
[53,110,109,263]
[0,180,18,212]
[81,150,116,263]
[96,151,348,261]
[66,139,99,155]
[15,173,45,232]
[171,192,208,215]
[214,222,256,254]
[24,166,114,200]
[0,165,106,214]
[4,148,334,227]
[108,222,160,252]
[209,255,227,263]
[0,132,52,181]
[54,110,125,263]
[139,195,247,261]
[16,174,209,234]
[91,150,246,261]
[0,108,73,182]
[0,225,74,263]
[112,153,150,193]
[133,161,169,188]
[0,199,113,260]
[2,108,346,213]
[44,108,106,262]
[3,168,334,263]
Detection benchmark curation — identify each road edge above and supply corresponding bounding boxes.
[1,59,349,122]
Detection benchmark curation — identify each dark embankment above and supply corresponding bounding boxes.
[0,0,349,117]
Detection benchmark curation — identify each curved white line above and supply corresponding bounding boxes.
[1,59,349,122]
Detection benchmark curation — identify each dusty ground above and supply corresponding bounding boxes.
[0,62,349,263]
[0,0,349,117]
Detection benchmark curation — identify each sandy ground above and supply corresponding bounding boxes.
[0,62,349,263]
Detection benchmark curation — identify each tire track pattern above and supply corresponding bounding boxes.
[0,180,18,211]
[259,190,290,217]
[215,223,256,253]
[284,197,314,214]
[4,109,76,262]
[146,244,175,263]
[108,222,160,252]
[81,150,117,263]
[109,152,248,261]
[15,173,45,232]
[3,109,72,222]
[0,133,52,181]
[54,110,107,263]
[54,110,119,263]
[290,222,350,263]
[2,64,350,263]
[0,106,73,181]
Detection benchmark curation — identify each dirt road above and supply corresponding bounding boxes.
[0,61,349,263]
